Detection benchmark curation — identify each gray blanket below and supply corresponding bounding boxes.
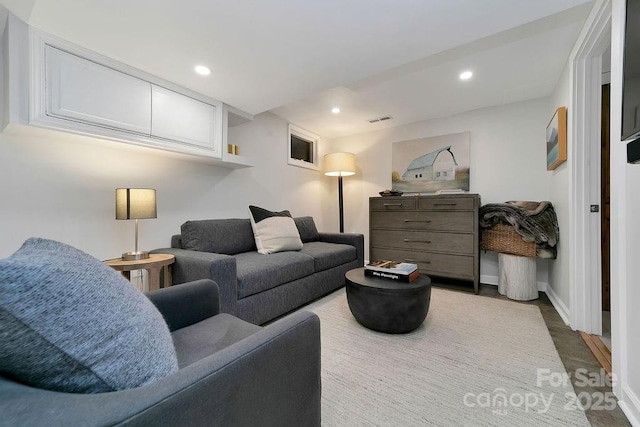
[479,201,559,259]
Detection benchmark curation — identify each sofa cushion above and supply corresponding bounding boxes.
[172,313,262,368]
[300,241,357,272]
[181,219,256,255]
[249,206,303,254]
[0,238,178,393]
[234,251,314,299]
[294,217,320,243]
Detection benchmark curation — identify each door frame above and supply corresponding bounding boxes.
[570,1,611,334]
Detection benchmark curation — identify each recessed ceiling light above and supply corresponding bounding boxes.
[459,71,473,80]
[194,65,211,76]
[331,107,341,114]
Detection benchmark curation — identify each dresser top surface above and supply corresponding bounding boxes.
[370,193,479,200]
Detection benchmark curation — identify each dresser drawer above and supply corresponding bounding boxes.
[370,247,474,279]
[370,230,474,255]
[370,211,474,232]
[370,197,416,211]
[418,197,474,211]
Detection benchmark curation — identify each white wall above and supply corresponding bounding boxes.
[612,0,640,423]
[548,62,572,308]
[0,112,328,260]
[326,97,553,286]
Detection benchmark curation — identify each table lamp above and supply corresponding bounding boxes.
[116,188,157,260]
[324,152,356,233]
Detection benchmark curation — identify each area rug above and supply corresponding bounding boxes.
[299,288,590,426]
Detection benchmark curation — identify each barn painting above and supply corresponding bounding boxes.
[392,132,470,194]
[401,146,457,182]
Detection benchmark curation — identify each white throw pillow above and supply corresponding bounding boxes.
[249,205,303,254]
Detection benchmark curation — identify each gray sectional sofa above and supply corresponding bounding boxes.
[152,217,364,325]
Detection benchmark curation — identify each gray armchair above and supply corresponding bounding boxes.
[0,279,321,426]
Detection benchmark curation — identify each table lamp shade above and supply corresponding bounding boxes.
[115,188,157,261]
[116,188,157,220]
[324,152,356,177]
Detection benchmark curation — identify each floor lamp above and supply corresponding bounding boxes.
[324,152,356,233]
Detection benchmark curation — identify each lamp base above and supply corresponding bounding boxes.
[121,251,150,261]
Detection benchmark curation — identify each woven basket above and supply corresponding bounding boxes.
[481,224,536,257]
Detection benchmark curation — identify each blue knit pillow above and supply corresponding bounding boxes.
[0,238,178,393]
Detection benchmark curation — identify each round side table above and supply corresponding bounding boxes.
[345,267,431,334]
[104,253,175,291]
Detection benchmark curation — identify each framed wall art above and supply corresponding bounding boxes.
[391,131,470,194]
[546,106,567,170]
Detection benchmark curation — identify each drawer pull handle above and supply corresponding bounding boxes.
[403,239,431,243]
[405,258,431,264]
[383,203,403,207]
[403,219,431,223]
[434,203,457,206]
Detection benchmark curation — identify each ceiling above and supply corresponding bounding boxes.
[0,0,593,138]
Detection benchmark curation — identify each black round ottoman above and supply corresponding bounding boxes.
[345,268,431,334]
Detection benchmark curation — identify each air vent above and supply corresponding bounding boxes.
[368,115,393,124]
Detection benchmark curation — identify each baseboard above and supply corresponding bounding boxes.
[480,274,498,286]
[619,386,640,427]
[544,284,571,326]
[480,275,548,292]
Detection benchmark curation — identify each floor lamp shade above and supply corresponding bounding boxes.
[324,152,356,177]
[115,188,157,260]
[324,153,356,233]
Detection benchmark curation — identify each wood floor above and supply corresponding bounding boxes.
[431,280,631,427]
[580,332,613,376]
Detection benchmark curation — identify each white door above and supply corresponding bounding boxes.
[45,46,151,135]
[151,85,220,155]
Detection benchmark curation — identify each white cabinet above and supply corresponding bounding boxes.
[24,22,244,163]
[1,15,254,166]
[151,85,220,155]
[41,44,223,157]
[45,46,151,135]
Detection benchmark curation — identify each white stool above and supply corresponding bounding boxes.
[498,253,538,301]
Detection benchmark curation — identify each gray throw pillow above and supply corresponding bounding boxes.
[0,238,178,393]
[294,217,320,243]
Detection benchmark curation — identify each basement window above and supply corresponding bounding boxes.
[288,124,320,171]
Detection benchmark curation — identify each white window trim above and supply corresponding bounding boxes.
[288,124,320,171]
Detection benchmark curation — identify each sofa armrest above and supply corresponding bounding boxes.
[150,248,238,316]
[145,279,220,332]
[318,232,364,267]
[0,311,321,427]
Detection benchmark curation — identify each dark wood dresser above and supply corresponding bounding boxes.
[369,194,480,293]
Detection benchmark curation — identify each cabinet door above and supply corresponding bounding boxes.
[45,46,151,134]
[151,85,220,155]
